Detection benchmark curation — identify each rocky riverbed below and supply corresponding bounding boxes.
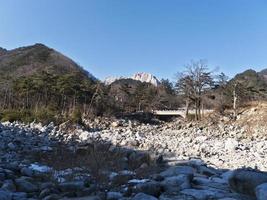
[0,117,267,200]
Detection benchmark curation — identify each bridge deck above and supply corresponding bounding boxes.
[152,109,213,118]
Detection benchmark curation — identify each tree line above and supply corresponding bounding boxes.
[0,59,265,123]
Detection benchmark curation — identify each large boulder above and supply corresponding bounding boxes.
[15,178,38,193]
[132,193,158,200]
[160,166,194,178]
[0,190,12,200]
[255,183,267,200]
[180,188,227,200]
[228,169,267,196]
[161,174,191,193]
[159,193,195,200]
[58,181,85,192]
[11,192,27,200]
[106,192,123,200]
[135,181,162,197]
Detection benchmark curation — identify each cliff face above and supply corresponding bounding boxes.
[104,72,160,86]
[131,72,160,86]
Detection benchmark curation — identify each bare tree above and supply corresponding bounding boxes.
[176,60,214,120]
[175,74,194,118]
[215,72,229,114]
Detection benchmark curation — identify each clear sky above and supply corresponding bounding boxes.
[1,0,267,80]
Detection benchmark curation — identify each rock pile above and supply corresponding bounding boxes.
[81,119,267,171]
[0,119,266,200]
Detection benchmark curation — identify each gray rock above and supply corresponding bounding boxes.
[135,181,162,197]
[132,193,158,200]
[40,182,55,190]
[161,175,191,193]
[4,169,15,179]
[42,194,61,200]
[196,165,219,176]
[159,193,195,200]
[15,178,38,192]
[21,167,34,177]
[58,181,85,192]
[107,191,123,200]
[0,190,12,200]
[160,166,194,177]
[255,182,267,200]
[0,173,5,181]
[229,169,267,196]
[193,177,230,191]
[11,192,27,200]
[40,146,53,152]
[1,180,16,192]
[39,188,52,198]
[180,188,226,200]
[7,143,16,150]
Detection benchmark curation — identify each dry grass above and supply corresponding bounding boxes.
[32,139,159,185]
[33,142,128,182]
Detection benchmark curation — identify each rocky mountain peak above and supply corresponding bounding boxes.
[104,72,160,86]
[131,72,160,86]
[103,76,126,85]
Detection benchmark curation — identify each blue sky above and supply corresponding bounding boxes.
[1,0,267,80]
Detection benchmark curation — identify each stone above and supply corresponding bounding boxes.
[40,146,53,151]
[11,192,27,200]
[7,143,16,150]
[132,193,158,200]
[42,194,61,200]
[15,178,38,192]
[4,169,15,179]
[225,138,238,151]
[160,166,194,177]
[39,188,52,198]
[255,182,267,200]
[111,121,121,128]
[0,190,12,200]
[135,181,162,197]
[0,173,5,181]
[1,180,16,192]
[20,167,34,177]
[161,174,191,193]
[196,165,219,176]
[106,191,123,200]
[40,182,55,190]
[63,196,101,200]
[159,193,195,200]
[180,188,225,200]
[228,169,267,196]
[58,181,85,192]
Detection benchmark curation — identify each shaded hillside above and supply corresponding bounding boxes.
[0,43,95,83]
[0,44,116,123]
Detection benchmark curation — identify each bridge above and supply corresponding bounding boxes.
[152,110,187,118]
[152,109,213,118]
